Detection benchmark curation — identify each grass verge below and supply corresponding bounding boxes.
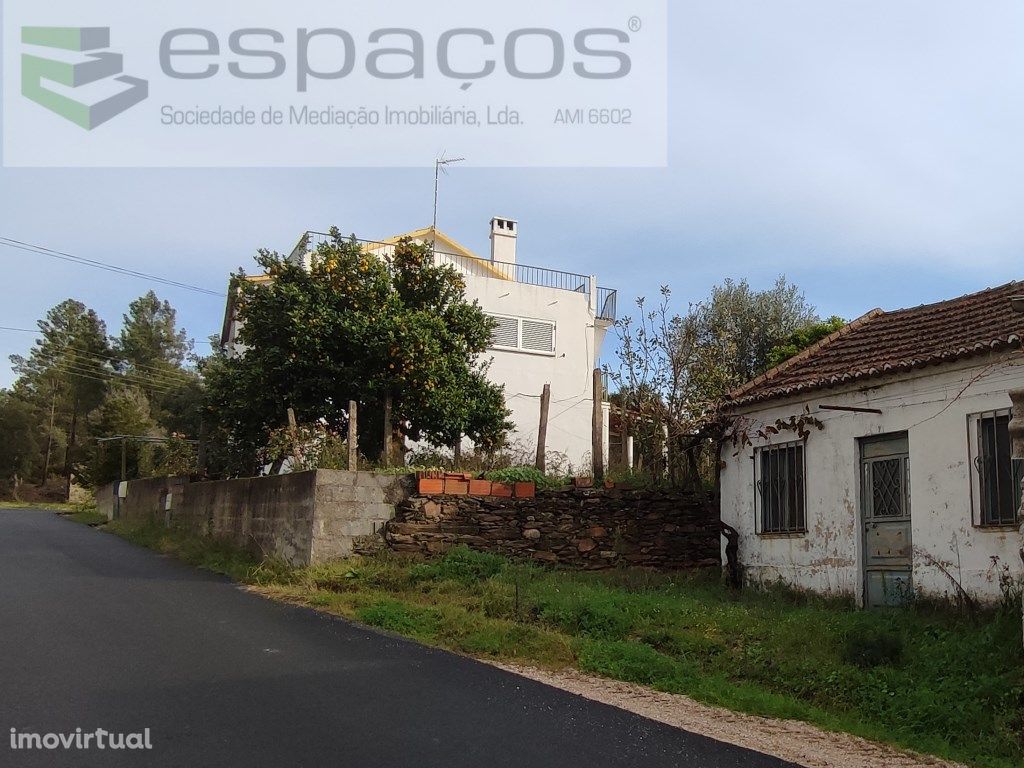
[102,522,1023,768]
[0,501,78,512]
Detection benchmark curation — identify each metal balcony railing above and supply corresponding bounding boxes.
[289,231,618,322]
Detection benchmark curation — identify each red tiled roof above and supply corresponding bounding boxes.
[727,281,1024,407]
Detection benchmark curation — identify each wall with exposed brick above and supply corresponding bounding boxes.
[386,489,721,570]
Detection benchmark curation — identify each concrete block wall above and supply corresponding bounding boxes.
[97,470,415,568]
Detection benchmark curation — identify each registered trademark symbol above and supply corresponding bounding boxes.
[628,16,642,32]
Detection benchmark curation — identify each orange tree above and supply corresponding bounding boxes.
[203,229,511,475]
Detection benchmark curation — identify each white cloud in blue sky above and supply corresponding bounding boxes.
[1,1,1022,385]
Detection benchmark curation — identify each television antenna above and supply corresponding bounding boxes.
[432,154,466,239]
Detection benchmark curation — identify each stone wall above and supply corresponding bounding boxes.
[386,488,721,570]
[99,471,414,568]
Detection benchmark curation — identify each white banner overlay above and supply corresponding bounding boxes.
[2,1,668,168]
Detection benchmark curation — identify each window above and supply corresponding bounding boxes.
[756,442,806,534]
[485,314,555,355]
[973,412,1022,526]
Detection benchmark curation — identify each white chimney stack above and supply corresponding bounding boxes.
[490,217,518,265]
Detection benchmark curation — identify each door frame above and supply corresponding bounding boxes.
[858,432,912,607]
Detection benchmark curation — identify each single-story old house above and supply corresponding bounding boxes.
[719,281,1023,606]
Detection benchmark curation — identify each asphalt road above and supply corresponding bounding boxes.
[0,510,794,768]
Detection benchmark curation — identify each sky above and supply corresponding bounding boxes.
[2,1,1023,388]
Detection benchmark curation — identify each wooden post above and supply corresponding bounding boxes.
[592,369,604,481]
[382,394,393,467]
[348,401,358,472]
[536,383,551,472]
[619,405,630,470]
[287,408,301,466]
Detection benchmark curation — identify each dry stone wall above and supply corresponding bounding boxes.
[386,488,721,570]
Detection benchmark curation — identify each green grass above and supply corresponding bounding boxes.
[101,524,1024,768]
[0,501,77,512]
[65,510,109,526]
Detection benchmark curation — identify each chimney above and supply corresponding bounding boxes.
[490,217,518,265]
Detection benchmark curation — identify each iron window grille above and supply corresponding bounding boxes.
[755,442,807,534]
[972,411,1022,527]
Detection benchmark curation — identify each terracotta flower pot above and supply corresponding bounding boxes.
[490,482,513,498]
[513,482,536,499]
[418,478,444,495]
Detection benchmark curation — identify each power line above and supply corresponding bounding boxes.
[49,362,181,395]
[0,237,226,298]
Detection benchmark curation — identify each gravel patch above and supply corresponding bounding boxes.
[492,663,966,768]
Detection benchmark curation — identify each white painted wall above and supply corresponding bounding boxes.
[720,354,1024,604]
[460,271,609,473]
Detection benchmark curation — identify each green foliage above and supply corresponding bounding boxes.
[766,315,847,369]
[203,231,512,476]
[0,391,40,485]
[483,466,566,489]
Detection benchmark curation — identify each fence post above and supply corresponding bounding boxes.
[592,369,604,481]
[536,383,551,472]
[287,407,302,467]
[382,394,393,467]
[348,401,358,472]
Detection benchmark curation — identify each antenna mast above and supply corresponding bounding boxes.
[432,155,465,241]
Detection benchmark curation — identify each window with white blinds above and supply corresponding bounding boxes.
[486,314,556,354]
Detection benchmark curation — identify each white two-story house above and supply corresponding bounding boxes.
[221,217,617,471]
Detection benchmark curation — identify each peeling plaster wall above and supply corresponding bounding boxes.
[720,353,1024,604]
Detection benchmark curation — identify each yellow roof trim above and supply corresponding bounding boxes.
[383,226,511,281]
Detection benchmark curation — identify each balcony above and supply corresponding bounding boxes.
[290,231,618,322]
